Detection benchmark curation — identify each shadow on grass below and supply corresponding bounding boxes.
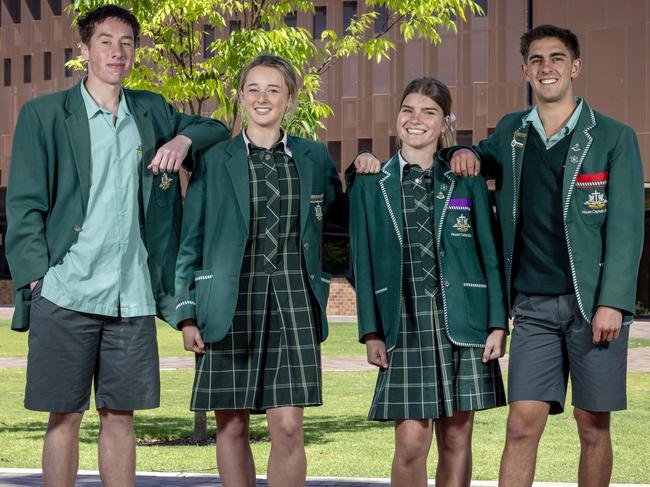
[2,414,390,447]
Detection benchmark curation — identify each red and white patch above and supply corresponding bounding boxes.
[575,171,608,188]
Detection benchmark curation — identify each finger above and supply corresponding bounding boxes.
[606,328,616,342]
[461,161,470,178]
[158,152,172,173]
[490,347,502,360]
[592,327,602,345]
[613,326,621,340]
[172,154,184,172]
[148,153,162,175]
[379,348,388,369]
[482,345,492,363]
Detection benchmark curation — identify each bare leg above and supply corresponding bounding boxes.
[42,412,84,487]
[266,407,306,487]
[434,411,474,487]
[391,419,433,487]
[498,400,550,486]
[215,410,256,487]
[574,408,612,487]
[97,409,135,487]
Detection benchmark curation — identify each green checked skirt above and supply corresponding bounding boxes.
[367,170,505,421]
[190,147,322,413]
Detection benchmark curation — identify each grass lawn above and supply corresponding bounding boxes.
[0,368,649,482]
[0,320,365,358]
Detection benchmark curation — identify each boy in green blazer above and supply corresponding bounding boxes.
[6,6,228,486]
[448,25,644,486]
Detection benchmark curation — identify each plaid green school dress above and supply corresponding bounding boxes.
[368,164,505,421]
[191,142,322,412]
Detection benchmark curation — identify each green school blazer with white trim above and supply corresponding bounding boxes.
[174,132,346,343]
[6,82,229,331]
[350,153,507,352]
[442,100,645,324]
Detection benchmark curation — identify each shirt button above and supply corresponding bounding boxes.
[440,250,446,257]
[304,243,310,250]
[444,281,450,287]
[73,224,82,232]
[265,154,272,161]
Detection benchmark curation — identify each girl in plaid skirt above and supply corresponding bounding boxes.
[175,55,350,486]
[350,78,508,486]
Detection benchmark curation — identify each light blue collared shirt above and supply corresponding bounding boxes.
[524,97,583,150]
[41,80,156,317]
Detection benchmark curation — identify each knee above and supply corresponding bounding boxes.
[505,410,544,443]
[216,412,250,442]
[271,416,303,445]
[574,409,610,446]
[396,431,432,465]
[47,412,84,432]
[437,426,472,455]
[98,409,134,434]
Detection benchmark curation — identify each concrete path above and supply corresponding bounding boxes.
[0,469,645,487]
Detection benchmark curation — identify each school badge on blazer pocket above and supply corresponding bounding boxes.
[446,198,474,248]
[154,172,180,207]
[311,193,324,221]
[575,171,608,224]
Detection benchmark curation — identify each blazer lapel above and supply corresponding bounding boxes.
[433,162,456,248]
[562,102,597,220]
[287,136,313,237]
[509,115,530,224]
[378,154,403,245]
[127,92,156,216]
[224,133,250,230]
[64,84,92,214]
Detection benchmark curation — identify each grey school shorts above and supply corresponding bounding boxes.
[24,281,160,413]
[508,293,629,414]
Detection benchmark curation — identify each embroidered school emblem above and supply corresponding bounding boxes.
[136,145,143,159]
[453,214,471,233]
[572,143,581,152]
[159,172,173,190]
[584,190,607,210]
[315,203,323,221]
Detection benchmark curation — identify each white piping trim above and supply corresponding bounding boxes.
[374,287,388,295]
[320,277,331,284]
[448,205,471,211]
[175,300,195,310]
[575,181,607,188]
[194,274,213,281]
[379,164,402,245]
[563,107,597,324]
[463,282,487,289]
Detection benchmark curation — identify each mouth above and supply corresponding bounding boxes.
[539,78,558,85]
[405,128,426,135]
[254,107,271,115]
[107,63,125,70]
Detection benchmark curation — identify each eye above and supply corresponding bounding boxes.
[400,107,412,113]
[247,87,259,94]
[268,88,280,95]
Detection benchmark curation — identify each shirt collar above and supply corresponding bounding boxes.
[80,77,130,121]
[524,97,583,147]
[242,129,292,158]
[397,150,434,181]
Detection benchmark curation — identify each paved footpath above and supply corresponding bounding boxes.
[0,470,645,487]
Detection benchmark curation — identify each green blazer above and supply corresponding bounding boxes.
[350,153,507,351]
[6,82,229,331]
[175,132,346,343]
[443,100,644,324]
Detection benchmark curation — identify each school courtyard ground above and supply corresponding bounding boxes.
[1,309,649,486]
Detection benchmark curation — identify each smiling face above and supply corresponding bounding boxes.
[81,17,135,88]
[239,65,293,131]
[522,36,582,105]
[396,92,448,152]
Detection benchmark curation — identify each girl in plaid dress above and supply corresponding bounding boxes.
[350,78,508,486]
[175,55,349,487]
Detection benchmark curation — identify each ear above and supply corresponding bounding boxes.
[81,43,89,59]
[521,63,530,82]
[570,57,583,80]
[442,115,451,133]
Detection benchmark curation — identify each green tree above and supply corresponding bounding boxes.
[69,0,482,138]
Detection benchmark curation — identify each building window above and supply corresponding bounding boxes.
[64,48,73,78]
[203,25,215,58]
[313,7,326,39]
[327,141,341,172]
[23,55,32,83]
[374,6,390,34]
[43,52,52,81]
[3,59,11,87]
[5,0,21,23]
[456,130,473,146]
[46,0,62,16]
[343,1,357,31]
[229,20,241,33]
[475,0,488,16]
[358,138,373,154]
[389,136,398,155]
[26,0,41,20]
[285,11,297,28]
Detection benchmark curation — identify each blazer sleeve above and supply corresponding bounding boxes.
[163,99,230,170]
[322,143,349,230]
[6,102,50,290]
[597,125,645,315]
[349,179,382,342]
[470,176,508,330]
[174,151,208,327]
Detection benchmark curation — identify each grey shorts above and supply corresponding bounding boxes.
[508,293,629,414]
[25,281,160,413]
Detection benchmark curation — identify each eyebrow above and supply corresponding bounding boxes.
[97,32,134,40]
[401,104,438,111]
[529,51,567,60]
[245,82,283,88]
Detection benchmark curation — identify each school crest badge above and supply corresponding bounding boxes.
[160,172,173,191]
[584,190,607,210]
[453,214,471,233]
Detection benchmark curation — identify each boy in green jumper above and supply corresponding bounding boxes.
[355,25,644,487]
[6,5,228,487]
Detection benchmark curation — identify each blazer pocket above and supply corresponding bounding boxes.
[575,172,608,226]
[446,208,475,249]
[463,278,488,333]
[193,269,214,327]
[153,172,182,207]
